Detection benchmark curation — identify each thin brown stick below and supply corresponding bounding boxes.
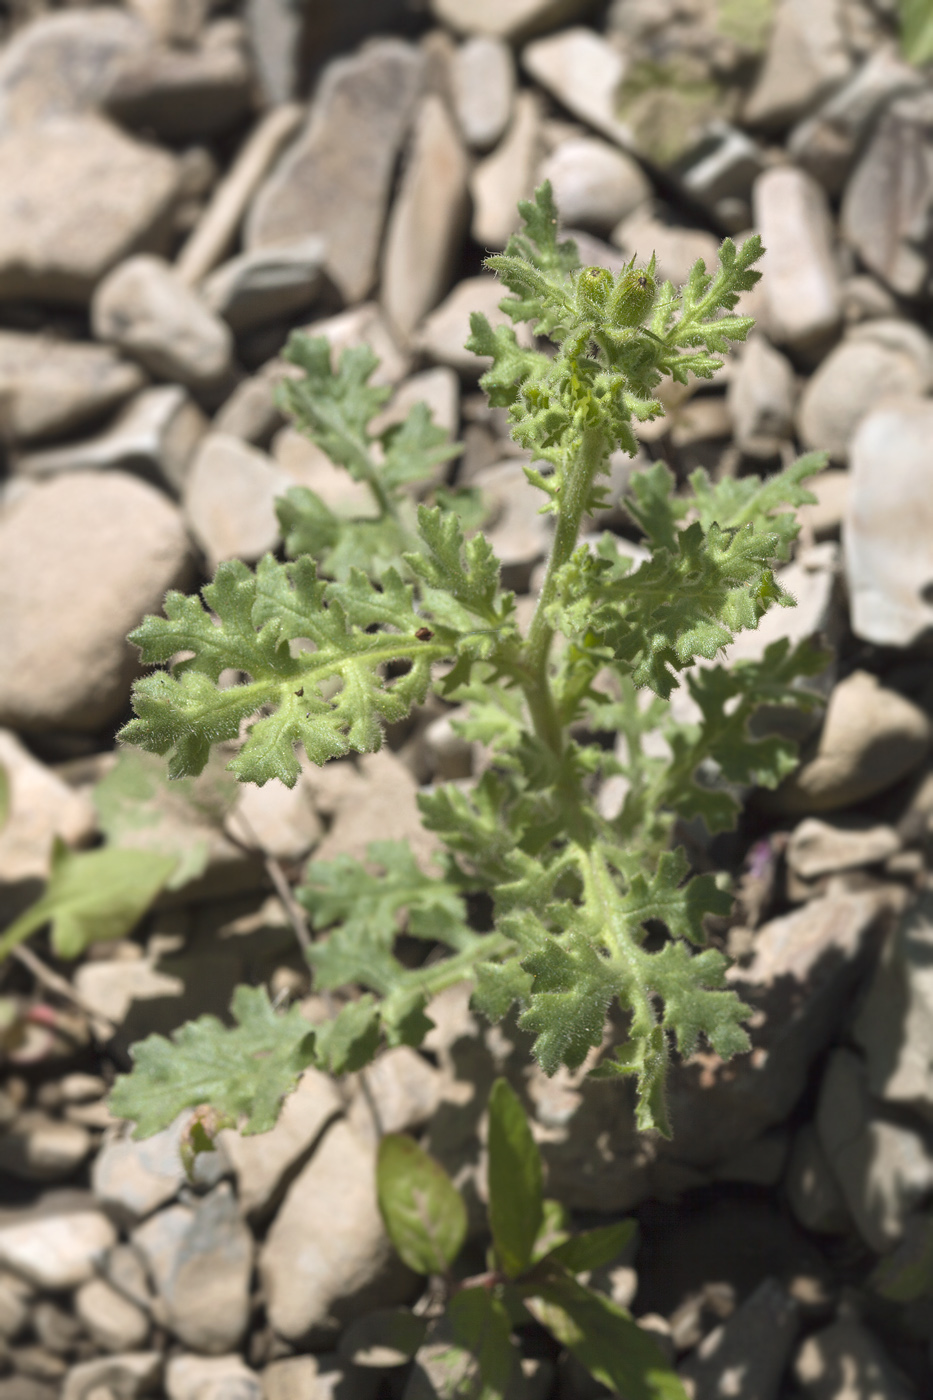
[12,943,117,1041]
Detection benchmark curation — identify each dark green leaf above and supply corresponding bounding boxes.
[448,1289,518,1400]
[545,1220,636,1276]
[340,1308,428,1368]
[487,1078,543,1278]
[377,1134,467,1275]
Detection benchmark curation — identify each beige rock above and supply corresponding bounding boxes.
[0,471,192,732]
[0,1199,116,1289]
[373,367,460,443]
[63,1353,163,1400]
[166,1353,261,1400]
[795,1318,917,1400]
[271,429,372,514]
[611,207,719,288]
[218,1069,342,1221]
[539,136,650,236]
[522,28,636,151]
[0,116,179,304]
[201,236,327,333]
[450,35,514,150]
[414,274,531,373]
[845,400,933,647]
[260,1120,416,1343]
[796,468,849,540]
[472,459,552,591]
[74,1278,149,1354]
[75,956,184,1033]
[772,671,930,814]
[727,333,797,455]
[0,332,143,444]
[127,0,210,45]
[0,8,150,132]
[752,166,842,352]
[183,433,289,567]
[246,40,424,303]
[213,370,284,446]
[0,729,95,893]
[348,1046,442,1145]
[225,776,323,863]
[310,748,440,871]
[743,0,852,131]
[0,1113,91,1182]
[432,0,593,41]
[787,817,901,880]
[93,255,233,391]
[91,1114,189,1224]
[471,90,543,250]
[16,385,208,495]
[299,302,411,387]
[382,95,469,340]
[176,103,304,285]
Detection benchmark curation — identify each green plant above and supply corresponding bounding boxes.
[358,1076,686,1400]
[109,182,825,1139]
[900,0,933,66]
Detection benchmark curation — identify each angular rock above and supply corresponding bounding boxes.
[432,0,593,41]
[62,1354,162,1400]
[17,385,208,496]
[218,1069,342,1222]
[470,90,543,250]
[0,116,179,304]
[224,776,323,864]
[373,367,460,444]
[132,1185,252,1353]
[348,1047,442,1144]
[300,302,411,386]
[788,40,923,196]
[415,275,532,373]
[784,1123,852,1235]
[127,0,210,45]
[103,20,253,141]
[246,40,423,303]
[795,1318,918,1400]
[75,954,185,1036]
[0,730,95,898]
[845,401,933,646]
[0,471,192,733]
[74,1278,149,1354]
[0,1273,31,1341]
[213,370,284,446]
[727,333,796,456]
[382,94,469,340]
[798,319,932,460]
[841,90,933,300]
[679,1278,798,1400]
[0,8,150,132]
[92,1115,189,1224]
[92,255,233,392]
[612,207,720,289]
[0,1114,91,1183]
[770,671,930,815]
[854,893,933,1123]
[539,135,650,236]
[522,28,636,150]
[450,36,514,151]
[796,468,849,540]
[260,1120,416,1343]
[166,1353,261,1400]
[752,166,842,353]
[0,1197,116,1289]
[0,332,143,444]
[271,429,372,514]
[787,817,900,880]
[183,432,288,568]
[677,121,764,229]
[471,459,552,591]
[743,0,853,132]
[310,748,440,870]
[262,1355,377,1400]
[816,1048,933,1252]
[201,236,327,333]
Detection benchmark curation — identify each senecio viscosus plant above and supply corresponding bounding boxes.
[111,184,825,1143]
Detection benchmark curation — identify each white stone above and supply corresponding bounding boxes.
[471,90,543,250]
[0,730,95,889]
[201,236,327,333]
[300,303,411,387]
[92,1115,189,1224]
[225,777,323,864]
[183,433,289,568]
[450,36,514,150]
[0,1113,92,1182]
[74,1277,150,1353]
[743,0,853,131]
[522,28,636,151]
[0,1202,116,1289]
[0,331,144,443]
[471,459,552,591]
[382,94,469,340]
[166,1353,262,1400]
[611,207,720,288]
[787,817,901,880]
[752,166,842,351]
[727,333,797,454]
[373,367,460,443]
[539,136,650,236]
[414,275,532,373]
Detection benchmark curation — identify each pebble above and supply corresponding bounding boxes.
[784,1123,852,1235]
[414,275,532,374]
[726,333,797,456]
[521,27,636,151]
[0,471,192,733]
[224,774,324,864]
[786,818,901,881]
[0,1274,30,1341]
[271,429,372,514]
[74,955,184,1031]
[816,1048,933,1252]
[841,90,933,299]
[381,94,469,340]
[679,1277,798,1400]
[218,1069,342,1222]
[166,1353,262,1400]
[743,0,852,131]
[432,0,593,41]
[301,302,411,387]
[213,369,284,446]
[854,892,933,1122]
[91,1115,189,1224]
[0,332,143,444]
[0,116,179,304]
[677,121,764,229]
[73,1278,150,1354]
[0,1197,116,1289]
[796,468,849,539]
[262,1355,377,1400]
[92,255,234,393]
[200,236,328,333]
[246,40,424,304]
[183,432,289,568]
[61,1353,162,1400]
[0,729,95,895]
[309,748,440,870]
[374,367,460,445]
[471,459,552,591]
[752,166,842,353]
[797,319,932,460]
[845,400,933,647]
[347,1047,443,1144]
[611,208,720,289]
[132,1185,252,1354]
[538,135,650,236]
[0,1113,91,1183]
[128,0,209,46]
[17,385,208,496]
[450,36,514,151]
[770,671,930,815]
[794,1317,919,1400]
[470,89,543,250]
[259,1120,415,1343]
